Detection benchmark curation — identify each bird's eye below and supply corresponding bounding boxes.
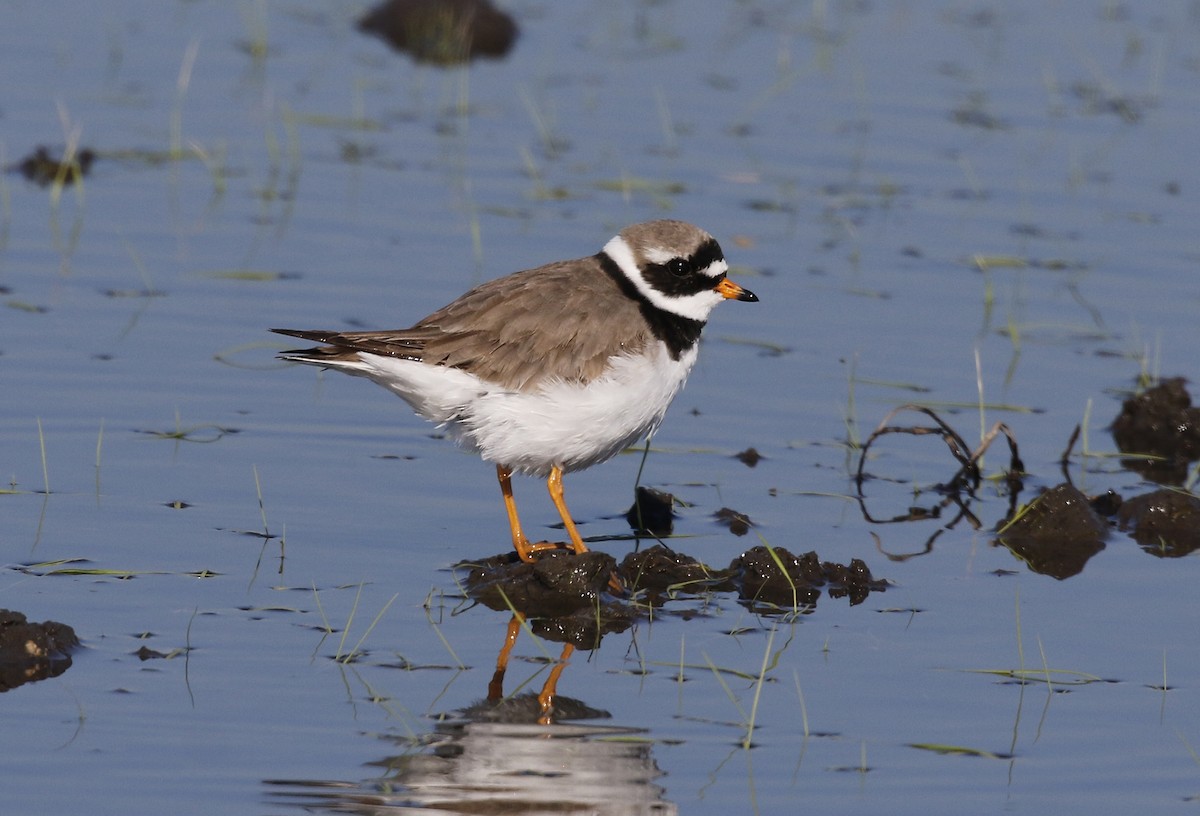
[668,258,690,277]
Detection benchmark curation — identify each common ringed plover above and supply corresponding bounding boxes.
[273,219,757,561]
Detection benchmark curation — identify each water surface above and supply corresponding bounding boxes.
[2,2,1199,814]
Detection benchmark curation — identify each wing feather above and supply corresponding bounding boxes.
[273,255,651,391]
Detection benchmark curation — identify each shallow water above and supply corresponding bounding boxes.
[3,2,1200,814]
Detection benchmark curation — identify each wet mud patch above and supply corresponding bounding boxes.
[450,539,889,731]
[1110,377,1200,485]
[727,546,887,610]
[713,506,754,536]
[458,541,888,628]
[459,550,620,620]
[8,145,96,187]
[1116,488,1200,557]
[995,484,1109,579]
[624,486,677,537]
[0,609,79,691]
[453,692,612,725]
[734,447,764,467]
[358,0,518,65]
[618,544,735,600]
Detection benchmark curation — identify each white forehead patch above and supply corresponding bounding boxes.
[642,246,679,264]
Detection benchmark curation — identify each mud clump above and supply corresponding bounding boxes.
[460,550,618,619]
[995,483,1109,579]
[462,541,888,621]
[618,544,735,601]
[728,545,886,609]
[10,146,96,187]
[735,447,763,467]
[456,692,611,725]
[625,486,676,537]
[0,609,79,691]
[618,544,887,610]
[1116,488,1200,557]
[526,604,637,651]
[714,507,753,536]
[358,0,517,65]
[1111,378,1200,485]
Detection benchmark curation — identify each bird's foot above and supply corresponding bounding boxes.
[515,539,573,563]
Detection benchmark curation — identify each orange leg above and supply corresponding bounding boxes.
[548,464,625,594]
[547,464,589,555]
[537,643,575,724]
[496,465,535,560]
[488,614,524,702]
[497,465,568,561]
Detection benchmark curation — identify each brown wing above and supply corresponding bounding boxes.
[273,255,651,391]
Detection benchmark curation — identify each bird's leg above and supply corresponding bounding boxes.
[497,464,561,561]
[488,614,524,702]
[547,465,625,595]
[537,643,574,725]
[497,464,535,561]
[546,464,589,555]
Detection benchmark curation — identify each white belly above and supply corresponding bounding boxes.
[349,344,697,477]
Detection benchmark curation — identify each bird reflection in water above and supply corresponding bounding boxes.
[265,608,672,815]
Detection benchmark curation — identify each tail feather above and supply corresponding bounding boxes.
[271,327,423,365]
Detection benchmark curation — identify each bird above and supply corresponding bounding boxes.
[273,219,758,563]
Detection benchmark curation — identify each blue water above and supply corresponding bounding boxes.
[3,2,1199,814]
